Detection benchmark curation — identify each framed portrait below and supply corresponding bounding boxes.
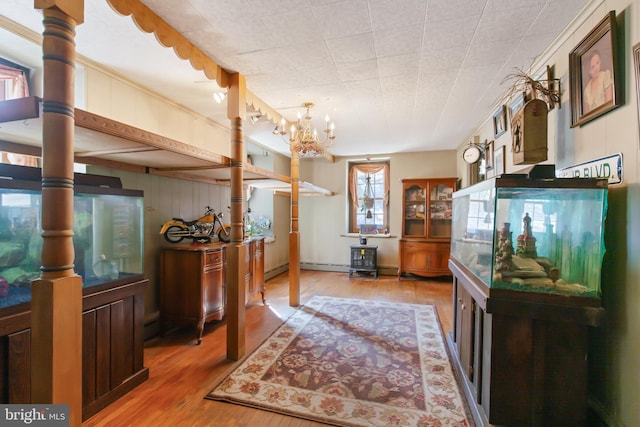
[508,92,526,120]
[494,145,505,177]
[493,105,507,138]
[634,43,640,144]
[569,11,621,127]
[484,140,494,171]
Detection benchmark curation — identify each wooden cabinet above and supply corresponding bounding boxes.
[0,277,149,421]
[159,240,265,343]
[246,237,266,305]
[448,258,604,426]
[159,244,226,344]
[399,177,457,277]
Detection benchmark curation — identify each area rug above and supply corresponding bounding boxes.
[207,296,472,426]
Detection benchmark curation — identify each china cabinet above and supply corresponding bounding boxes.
[398,177,457,277]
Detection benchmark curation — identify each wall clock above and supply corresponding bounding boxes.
[462,145,482,164]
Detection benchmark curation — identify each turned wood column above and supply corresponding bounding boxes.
[226,73,246,360]
[289,151,300,307]
[32,1,84,426]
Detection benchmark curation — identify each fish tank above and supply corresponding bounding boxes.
[0,164,144,311]
[450,173,608,298]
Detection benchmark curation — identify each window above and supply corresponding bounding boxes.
[0,58,30,101]
[348,161,389,233]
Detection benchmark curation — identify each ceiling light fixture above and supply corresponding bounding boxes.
[213,91,226,103]
[273,102,335,157]
[249,113,262,124]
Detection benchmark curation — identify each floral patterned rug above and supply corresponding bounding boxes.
[207,296,472,426]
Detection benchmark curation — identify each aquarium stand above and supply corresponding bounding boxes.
[447,258,604,426]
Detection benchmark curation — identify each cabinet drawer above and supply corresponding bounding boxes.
[204,250,224,268]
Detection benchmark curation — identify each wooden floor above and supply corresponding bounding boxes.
[83,270,454,427]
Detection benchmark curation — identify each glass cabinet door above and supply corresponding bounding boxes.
[428,181,455,239]
[402,181,427,238]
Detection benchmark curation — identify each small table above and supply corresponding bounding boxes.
[349,245,378,278]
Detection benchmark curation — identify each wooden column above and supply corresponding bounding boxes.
[289,151,300,307]
[226,73,246,360]
[32,1,84,426]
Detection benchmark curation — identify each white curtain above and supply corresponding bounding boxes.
[0,64,29,100]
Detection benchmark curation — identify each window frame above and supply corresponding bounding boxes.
[348,161,390,234]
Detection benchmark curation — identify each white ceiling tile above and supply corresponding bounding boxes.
[336,59,379,83]
[326,33,376,63]
[311,0,372,39]
[378,54,420,78]
[374,25,423,57]
[0,0,590,157]
[368,0,427,31]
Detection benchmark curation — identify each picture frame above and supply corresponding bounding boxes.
[508,92,526,120]
[569,11,621,127]
[484,140,494,170]
[634,43,640,145]
[493,105,508,138]
[494,145,505,177]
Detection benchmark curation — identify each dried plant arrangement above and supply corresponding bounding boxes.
[502,66,561,109]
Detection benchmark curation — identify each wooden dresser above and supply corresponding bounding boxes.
[159,244,226,344]
[159,238,266,344]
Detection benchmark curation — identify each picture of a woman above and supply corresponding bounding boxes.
[582,50,613,113]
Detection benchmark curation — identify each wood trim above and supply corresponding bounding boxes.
[0,96,40,123]
[74,108,228,165]
[106,0,228,88]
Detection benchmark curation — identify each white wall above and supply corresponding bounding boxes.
[456,0,639,424]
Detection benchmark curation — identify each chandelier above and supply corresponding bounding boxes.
[273,102,335,157]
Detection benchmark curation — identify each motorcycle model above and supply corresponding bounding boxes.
[159,206,230,244]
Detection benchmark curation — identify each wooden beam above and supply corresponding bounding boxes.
[0,96,40,123]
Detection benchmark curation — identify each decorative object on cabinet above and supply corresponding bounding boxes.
[447,172,607,426]
[349,245,378,278]
[570,11,621,127]
[0,164,148,420]
[399,178,458,278]
[492,105,507,137]
[159,244,227,344]
[511,98,548,165]
[159,205,230,244]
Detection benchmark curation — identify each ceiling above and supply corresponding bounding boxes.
[0,0,590,158]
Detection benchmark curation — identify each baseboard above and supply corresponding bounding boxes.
[300,262,397,276]
[265,264,289,280]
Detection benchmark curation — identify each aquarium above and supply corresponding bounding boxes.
[0,164,144,311]
[450,175,607,297]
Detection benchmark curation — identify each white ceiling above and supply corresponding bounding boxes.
[0,0,589,158]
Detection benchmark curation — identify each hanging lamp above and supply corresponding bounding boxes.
[363,175,374,218]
